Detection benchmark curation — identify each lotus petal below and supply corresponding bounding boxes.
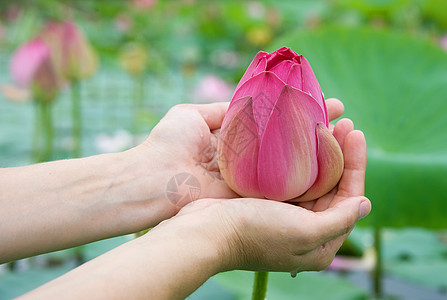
[63,22,98,80]
[10,39,50,88]
[218,96,263,197]
[253,56,267,77]
[234,51,267,92]
[301,56,328,126]
[231,72,286,139]
[286,63,302,89]
[291,123,344,202]
[31,53,59,102]
[257,85,325,200]
[269,60,295,83]
[266,47,297,69]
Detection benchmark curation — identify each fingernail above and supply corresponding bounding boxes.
[359,199,370,219]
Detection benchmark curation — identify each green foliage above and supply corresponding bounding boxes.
[274,27,447,228]
[213,270,368,300]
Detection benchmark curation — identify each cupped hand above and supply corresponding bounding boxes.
[170,100,371,273]
[140,98,345,209]
[141,103,239,208]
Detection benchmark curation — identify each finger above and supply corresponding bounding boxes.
[303,226,353,272]
[326,98,344,121]
[195,102,230,130]
[297,200,316,210]
[309,188,337,212]
[332,118,354,149]
[337,130,367,198]
[313,196,370,244]
[202,177,239,199]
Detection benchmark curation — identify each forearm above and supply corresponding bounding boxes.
[19,217,225,300]
[0,146,178,263]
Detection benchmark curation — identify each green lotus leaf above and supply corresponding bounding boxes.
[273,27,447,228]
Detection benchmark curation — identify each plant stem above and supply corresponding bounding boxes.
[373,227,383,298]
[137,74,145,111]
[39,100,53,162]
[132,75,145,133]
[134,228,151,238]
[31,102,42,162]
[251,271,269,300]
[71,80,82,158]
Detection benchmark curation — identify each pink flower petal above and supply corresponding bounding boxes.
[286,63,302,89]
[266,47,298,70]
[218,96,263,197]
[10,39,50,88]
[257,85,325,200]
[233,51,267,94]
[291,123,343,202]
[252,56,267,77]
[301,56,328,126]
[232,72,285,139]
[31,52,60,102]
[269,60,295,83]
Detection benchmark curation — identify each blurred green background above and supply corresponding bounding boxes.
[1,0,447,299]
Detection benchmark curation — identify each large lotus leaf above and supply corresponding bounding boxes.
[273,27,447,228]
[213,270,367,300]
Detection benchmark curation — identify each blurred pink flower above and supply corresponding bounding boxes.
[192,75,234,103]
[115,13,133,33]
[39,21,98,81]
[440,35,447,52]
[131,0,157,10]
[9,38,59,102]
[10,39,50,88]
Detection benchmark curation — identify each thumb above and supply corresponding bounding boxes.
[315,196,371,244]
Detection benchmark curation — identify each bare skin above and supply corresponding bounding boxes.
[0,99,371,299]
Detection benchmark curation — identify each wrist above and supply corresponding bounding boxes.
[156,199,241,273]
[109,145,182,233]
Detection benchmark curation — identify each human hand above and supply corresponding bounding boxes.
[139,103,238,207]
[139,98,344,207]
[164,104,370,273]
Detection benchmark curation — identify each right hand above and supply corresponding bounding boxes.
[163,117,371,273]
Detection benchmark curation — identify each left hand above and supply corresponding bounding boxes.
[137,98,346,210]
[166,111,370,273]
[139,103,239,209]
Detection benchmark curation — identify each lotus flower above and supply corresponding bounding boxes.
[9,38,59,102]
[39,21,98,81]
[217,47,343,201]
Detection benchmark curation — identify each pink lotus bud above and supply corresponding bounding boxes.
[39,21,98,81]
[217,47,343,201]
[9,38,59,102]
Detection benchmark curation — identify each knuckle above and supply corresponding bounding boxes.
[342,213,356,235]
[170,103,192,112]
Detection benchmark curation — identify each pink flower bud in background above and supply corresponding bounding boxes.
[131,0,158,10]
[192,75,234,103]
[217,47,343,201]
[440,35,447,52]
[9,39,59,102]
[39,21,98,81]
